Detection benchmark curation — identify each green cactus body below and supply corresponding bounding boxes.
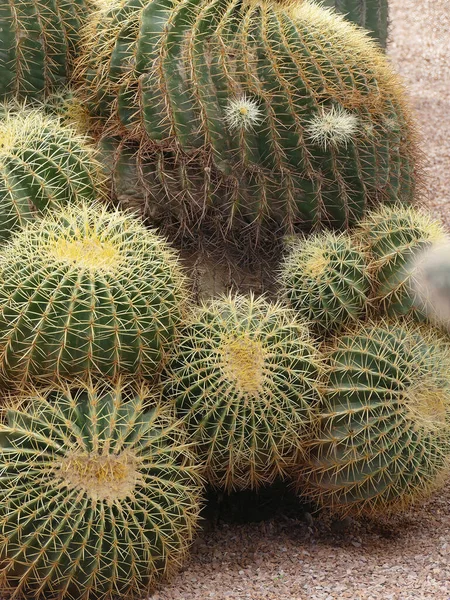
[320,0,389,47]
[357,206,448,318]
[77,0,417,247]
[0,107,103,243]
[164,294,321,491]
[0,378,202,600]
[280,232,370,331]
[0,202,188,383]
[0,0,90,100]
[297,321,450,516]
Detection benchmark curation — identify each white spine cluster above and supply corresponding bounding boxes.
[224,96,263,131]
[305,105,359,149]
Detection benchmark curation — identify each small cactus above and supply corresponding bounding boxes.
[0,0,90,100]
[357,205,448,318]
[296,321,450,517]
[0,106,103,243]
[76,0,417,249]
[164,294,321,491]
[320,0,389,47]
[280,232,370,331]
[0,202,188,383]
[0,377,202,600]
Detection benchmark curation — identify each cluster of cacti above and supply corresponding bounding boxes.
[164,294,321,490]
[75,0,417,248]
[0,201,188,382]
[0,0,90,101]
[321,0,389,47]
[0,106,103,242]
[0,378,202,599]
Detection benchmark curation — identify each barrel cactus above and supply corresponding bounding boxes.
[163,294,321,491]
[0,378,202,600]
[0,0,90,101]
[320,0,389,47]
[296,321,450,516]
[357,205,448,318]
[76,0,417,248]
[0,106,103,243]
[280,231,370,331]
[0,202,188,383]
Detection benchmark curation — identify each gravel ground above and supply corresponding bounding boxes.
[154,3,450,599]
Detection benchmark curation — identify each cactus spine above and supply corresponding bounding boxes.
[76,0,417,249]
[297,321,450,516]
[0,378,202,600]
[320,0,389,47]
[0,106,103,243]
[0,0,90,100]
[164,294,321,491]
[358,205,448,318]
[0,202,188,383]
[280,232,370,331]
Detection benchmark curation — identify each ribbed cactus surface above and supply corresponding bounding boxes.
[164,294,321,491]
[321,0,389,47]
[0,0,90,100]
[358,205,448,318]
[0,378,202,600]
[0,202,188,383]
[77,0,417,247]
[297,321,450,516]
[280,232,370,331]
[0,107,102,243]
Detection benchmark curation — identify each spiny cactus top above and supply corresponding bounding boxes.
[280,231,370,331]
[0,202,188,383]
[297,321,450,516]
[357,205,448,318]
[164,294,321,490]
[321,0,389,47]
[0,378,202,600]
[76,0,417,246]
[0,106,103,243]
[0,0,90,100]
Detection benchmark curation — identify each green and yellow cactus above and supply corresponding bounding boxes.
[0,0,90,100]
[0,202,188,383]
[164,294,321,491]
[0,106,103,243]
[0,377,202,600]
[76,0,417,248]
[296,321,450,517]
[280,231,370,331]
[357,205,448,319]
[320,0,389,47]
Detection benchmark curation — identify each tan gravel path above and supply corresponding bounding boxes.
[154,2,450,599]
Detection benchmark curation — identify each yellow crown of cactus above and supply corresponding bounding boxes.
[163,293,321,491]
[0,378,202,600]
[295,320,450,517]
[0,202,188,383]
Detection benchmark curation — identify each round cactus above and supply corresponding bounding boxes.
[76,0,417,248]
[321,0,389,47]
[296,321,450,517]
[0,106,103,243]
[0,0,90,100]
[0,377,202,600]
[163,294,321,491]
[280,232,370,331]
[357,205,448,318]
[0,202,188,383]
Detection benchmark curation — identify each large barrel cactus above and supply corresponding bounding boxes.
[0,202,188,383]
[280,231,370,331]
[0,106,103,243]
[164,294,321,490]
[0,0,90,100]
[357,205,448,319]
[321,0,389,47]
[77,0,417,248]
[0,378,202,600]
[296,321,450,516]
